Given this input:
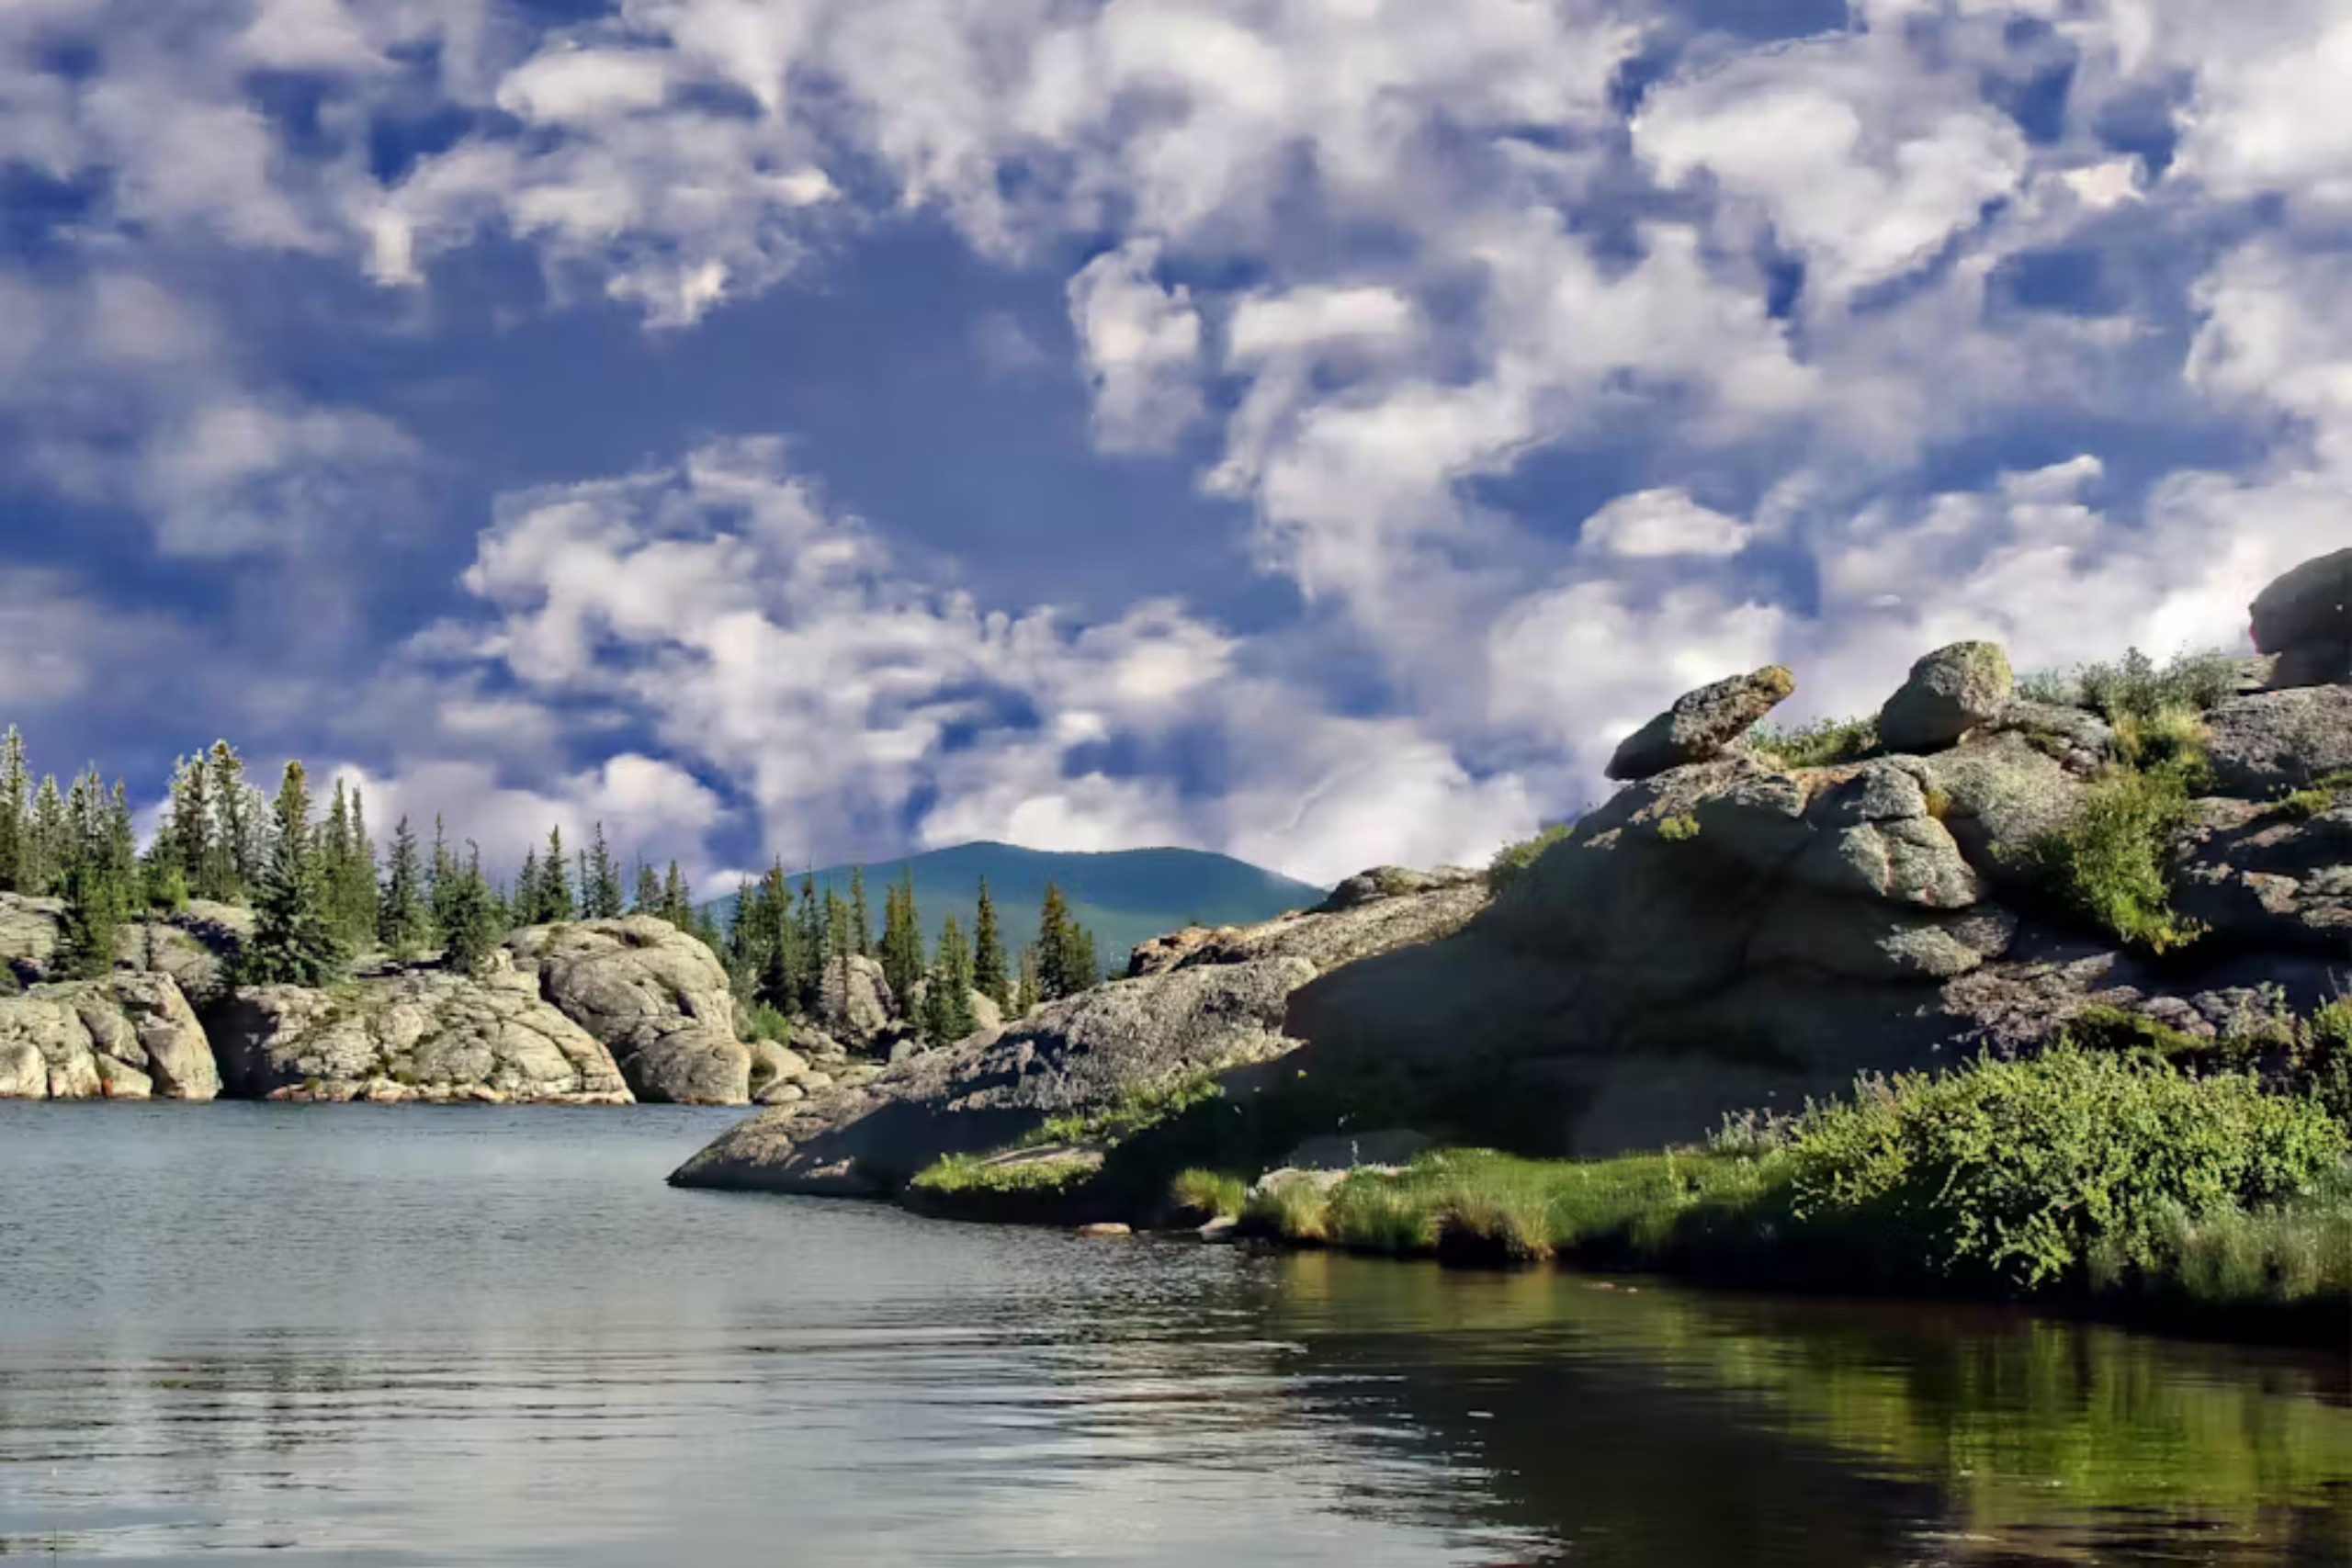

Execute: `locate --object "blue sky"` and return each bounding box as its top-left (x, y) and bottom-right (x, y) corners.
top-left (1, 0), bottom-right (2347, 888)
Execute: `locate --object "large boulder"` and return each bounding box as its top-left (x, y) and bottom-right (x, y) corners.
top-left (0, 895), bottom-right (250, 998)
top-left (0, 972), bottom-right (215, 1100)
top-left (1878, 641), bottom-right (2015, 753)
top-left (2174, 797), bottom-right (2352, 952)
top-left (2251, 548), bottom-right (2352, 687)
top-left (672, 957), bottom-right (1316, 1195)
top-left (817, 953), bottom-right (896, 1048)
top-left (1128, 868), bottom-right (1487, 978)
top-left (1920, 729), bottom-right (2087, 888)
top-left (210, 964), bottom-right (631, 1102)
top-left (0, 894), bottom-right (61, 985)
top-left (1605, 667), bottom-right (1795, 782)
top-left (2203, 687), bottom-right (2352, 797)
top-left (504, 917), bottom-right (749, 1104)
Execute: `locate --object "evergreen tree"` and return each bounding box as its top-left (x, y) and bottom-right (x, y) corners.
top-left (379, 815), bottom-right (432, 960)
top-left (971, 877), bottom-right (1009, 1010)
top-left (662, 860), bottom-right (691, 928)
top-left (634, 860), bottom-right (662, 915)
top-left (0, 725), bottom-right (27, 893)
top-left (242, 761), bottom-right (348, 987)
top-left (878, 872), bottom-right (925, 1007)
top-left (1015, 943), bottom-right (1041, 1015)
top-left (796, 874), bottom-right (823, 1011)
top-left (849, 866), bottom-right (873, 958)
top-left (584, 824), bottom-right (625, 919)
top-left (1033, 881), bottom-right (1101, 1000)
top-left (438, 844), bottom-right (503, 976)
top-left (27, 774), bottom-right (67, 897)
top-left (538, 825), bottom-right (573, 922)
top-left (206, 741), bottom-right (259, 900)
top-left (343, 785), bottom-right (378, 945)
top-left (56, 845), bottom-right (125, 981)
top-left (159, 750), bottom-right (212, 897)
top-left (515, 847), bottom-right (541, 925)
top-left (922, 914), bottom-right (978, 1046)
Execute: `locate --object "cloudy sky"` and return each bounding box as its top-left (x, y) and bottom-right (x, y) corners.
top-left (1, 0), bottom-right (2346, 889)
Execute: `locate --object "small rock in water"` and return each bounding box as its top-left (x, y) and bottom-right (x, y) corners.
top-left (1075, 1223), bottom-right (1133, 1239)
top-left (1197, 1217), bottom-right (1240, 1245)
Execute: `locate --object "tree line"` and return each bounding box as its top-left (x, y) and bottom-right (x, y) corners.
top-left (0, 728), bottom-right (1103, 1045)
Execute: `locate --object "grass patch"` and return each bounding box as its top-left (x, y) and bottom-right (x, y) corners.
top-left (739, 999), bottom-right (794, 1044)
top-left (910, 1150), bottom-right (1097, 1197)
top-left (2272, 770), bottom-right (2352, 820)
top-left (1749, 715), bottom-right (1880, 771)
top-left (1238, 1050), bottom-right (2348, 1327)
top-left (1024, 1069), bottom-right (1227, 1151)
top-left (1487, 822), bottom-right (1574, 896)
top-left (1657, 813), bottom-right (1702, 844)
top-left (1167, 1168), bottom-right (1248, 1222)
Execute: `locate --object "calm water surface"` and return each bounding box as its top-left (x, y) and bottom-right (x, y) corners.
top-left (1, 1105), bottom-right (2346, 1566)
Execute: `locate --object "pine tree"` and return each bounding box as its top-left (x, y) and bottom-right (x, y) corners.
top-left (0, 725), bottom-right (27, 893)
top-left (878, 873), bottom-right (925, 1007)
top-left (205, 741), bottom-right (256, 901)
top-left (56, 844), bottom-right (125, 981)
top-left (438, 843), bottom-right (503, 976)
top-left (850, 866), bottom-right (873, 958)
top-left (157, 751), bottom-right (210, 899)
top-left (585, 824), bottom-right (624, 919)
top-left (343, 785), bottom-right (378, 946)
top-left (538, 825), bottom-right (573, 923)
top-left (379, 815), bottom-right (431, 960)
top-left (921, 914), bottom-right (978, 1046)
top-left (242, 761), bottom-right (348, 987)
top-left (972, 877), bottom-right (1009, 1010)
top-left (1015, 943), bottom-right (1040, 1015)
top-left (515, 846), bottom-right (541, 925)
top-left (1035, 881), bottom-right (1101, 1001)
top-left (662, 860), bottom-right (691, 928)
top-left (27, 773), bottom-right (67, 897)
top-left (634, 860), bottom-right (662, 915)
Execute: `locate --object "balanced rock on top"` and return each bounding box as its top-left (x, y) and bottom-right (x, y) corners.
top-left (1879, 641), bottom-right (2015, 753)
top-left (2252, 548), bottom-right (2352, 688)
top-left (1606, 666), bottom-right (1795, 782)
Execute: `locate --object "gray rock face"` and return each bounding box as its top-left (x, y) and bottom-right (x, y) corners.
top-left (1128, 872), bottom-right (1487, 979)
top-left (672, 957), bottom-right (1317, 1196)
top-left (1312, 865), bottom-right (1473, 913)
top-left (2204, 687), bottom-right (2352, 797)
top-left (1606, 666), bottom-right (1796, 782)
top-left (817, 953), bottom-right (895, 1047)
top-left (1922, 730), bottom-right (2087, 887)
top-left (505, 918), bottom-right (748, 1104)
top-left (0, 972), bottom-right (215, 1100)
top-left (211, 965), bottom-right (631, 1102)
top-left (1879, 641), bottom-right (2015, 753)
top-left (2252, 549), bottom-right (2352, 687)
top-left (2175, 798), bottom-right (2352, 952)
top-left (0, 894), bottom-right (62, 985)
top-left (1989, 699), bottom-right (2114, 775)
top-left (0, 895), bottom-right (250, 998)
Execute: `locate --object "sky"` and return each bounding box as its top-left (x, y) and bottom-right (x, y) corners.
top-left (1, 0), bottom-right (2348, 891)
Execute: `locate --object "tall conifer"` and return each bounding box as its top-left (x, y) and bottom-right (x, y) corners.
top-left (242, 761), bottom-right (348, 987)
top-left (971, 877), bottom-right (1009, 1010)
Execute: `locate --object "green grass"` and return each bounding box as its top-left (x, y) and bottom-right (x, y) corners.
top-left (910, 1150), bottom-right (1098, 1197)
top-left (1748, 715), bottom-right (1880, 771)
top-left (1168, 1168), bottom-right (1248, 1222)
top-left (2273, 769), bottom-right (2352, 819)
top-left (1233, 1050), bottom-right (2348, 1329)
top-left (1487, 822), bottom-right (1574, 896)
top-left (1023, 1069), bottom-right (1227, 1150)
top-left (1656, 813), bottom-right (1702, 843)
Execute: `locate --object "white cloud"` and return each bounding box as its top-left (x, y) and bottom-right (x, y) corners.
top-left (1578, 489), bottom-right (1754, 558)
top-left (1068, 240), bottom-right (1207, 454)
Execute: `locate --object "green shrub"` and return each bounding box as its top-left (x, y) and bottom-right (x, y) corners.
top-left (1749, 715), bottom-right (1879, 771)
top-left (1244, 1175), bottom-right (1334, 1242)
top-left (1167, 1168), bottom-right (1248, 1222)
top-left (2074, 648), bottom-right (2243, 724)
top-left (2022, 762), bottom-right (2205, 952)
top-left (2272, 770), bottom-right (2352, 820)
top-left (1784, 1047), bottom-right (2346, 1291)
top-left (1487, 822), bottom-right (1574, 896)
top-left (740, 999), bottom-right (794, 1044)
top-left (1657, 813), bottom-right (1702, 843)
top-left (2111, 704), bottom-right (2211, 775)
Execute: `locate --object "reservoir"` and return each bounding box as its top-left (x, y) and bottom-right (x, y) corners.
top-left (2, 1104), bottom-right (2345, 1565)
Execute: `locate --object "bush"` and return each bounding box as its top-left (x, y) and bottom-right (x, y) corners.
top-left (1784, 1047), bottom-right (2346, 1291)
top-left (2111, 705), bottom-right (2211, 775)
top-left (1657, 813), bottom-right (1702, 843)
top-left (2073, 648), bottom-right (2243, 724)
top-left (740, 999), bottom-right (794, 1044)
top-left (1749, 715), bottom-right (1879, 771)
top-left (2272, 771), bottom-right (2352, 820)
top-left (1487, 822), bottom-right (1574, 896)
top-left (2022, 762), bottom-right (2205, 952)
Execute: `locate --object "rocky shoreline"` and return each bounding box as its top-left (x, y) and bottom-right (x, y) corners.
top-left (0, 906), bottom-right (885, 1108)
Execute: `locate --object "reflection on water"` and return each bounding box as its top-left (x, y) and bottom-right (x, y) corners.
top-left (0, 1104), bottom-right (2345, 1566)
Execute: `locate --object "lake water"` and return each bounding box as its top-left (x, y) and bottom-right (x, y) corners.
top-left (1, 1105), bottom-right (2346, 1567)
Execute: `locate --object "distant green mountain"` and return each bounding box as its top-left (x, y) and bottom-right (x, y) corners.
top-left (703, 842), bottom-right (1328, 981)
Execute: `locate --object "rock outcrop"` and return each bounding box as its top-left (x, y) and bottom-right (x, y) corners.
top-left (504, 917), bottom-right (749, 1103)
top-left (210, 963), bottom-right (631, 1103)
top-left (2203, 687), bottom-right (2352, 797)
top-left (0, 895), bottom-right (249, 997)
top-left (673, 867), bottom-right (1487, 1195)
top-left (1606, 666), bottom-right (1795, 782)
top-left (2252, 547), bottom-right (2351, 688)
top-left (816, 954), bottom-right (897, 1049)
top-left (1879, 642), bottom-right (2014, 753)
top-left (0, 972), bottom-right (215, 1100)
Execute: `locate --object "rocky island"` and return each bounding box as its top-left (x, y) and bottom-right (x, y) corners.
top-left (673, 549), bottom-right (2352, 1342)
